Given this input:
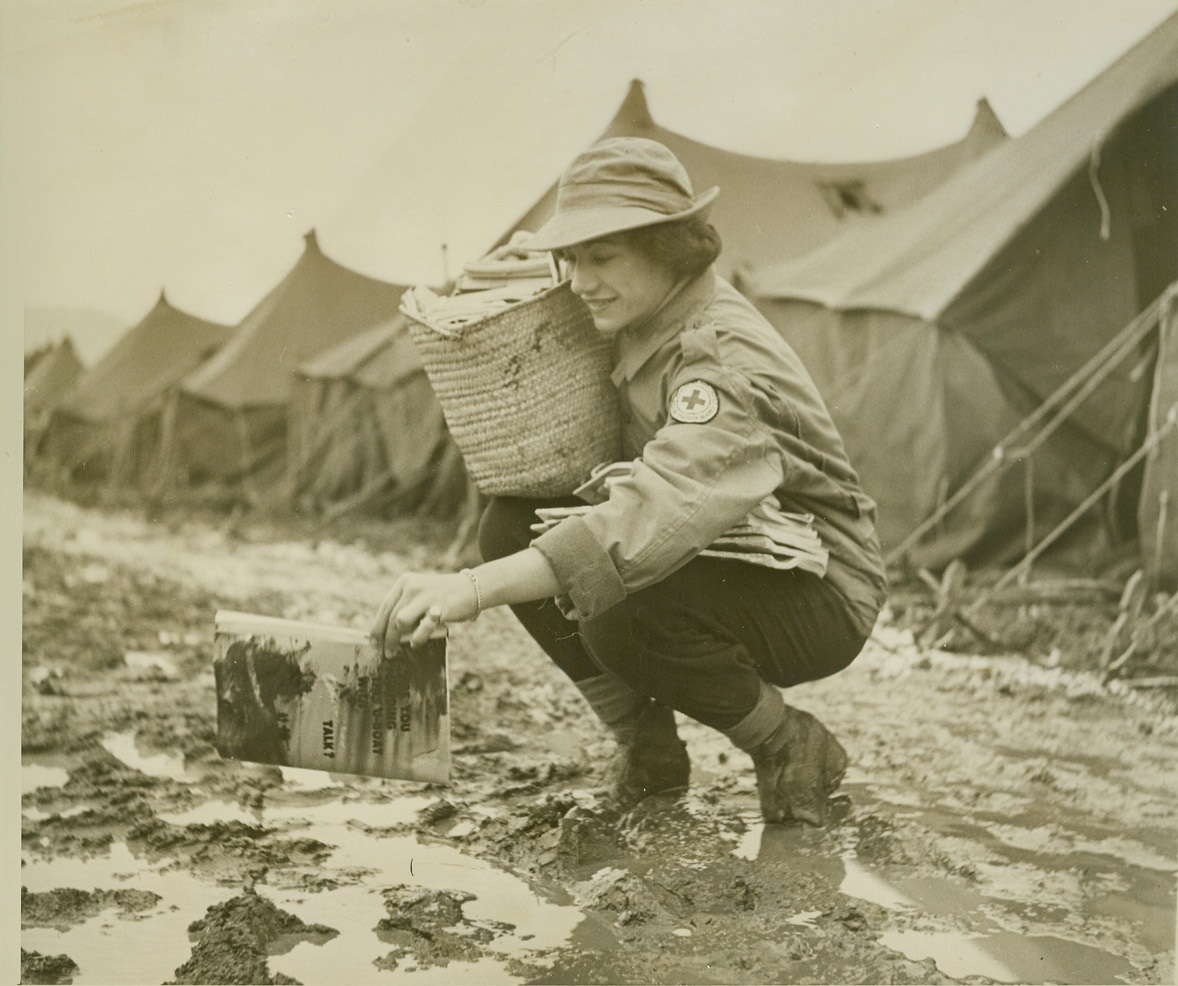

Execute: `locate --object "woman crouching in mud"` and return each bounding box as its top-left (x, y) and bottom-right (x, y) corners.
top-left (372, 137), bottom-right (886, 826)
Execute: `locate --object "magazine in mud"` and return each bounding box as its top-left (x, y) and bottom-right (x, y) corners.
top-left (213, 610), bottom-right (450, 783)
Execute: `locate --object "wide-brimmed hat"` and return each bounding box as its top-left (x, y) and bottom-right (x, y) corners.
top-left (524, 137), bottom-right (719, 252)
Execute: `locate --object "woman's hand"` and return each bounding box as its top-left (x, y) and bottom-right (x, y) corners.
top-left (371, 549), bottom-right (562, 658)
top-left (370, 571), bottom-right (480, 657)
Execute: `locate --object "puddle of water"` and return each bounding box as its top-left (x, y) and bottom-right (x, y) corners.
top-left (736, 824), bottom-right (916, 910)
top-left (279, 765), bottom-right (355, 790)
top-left (844, 849), bottom-right (1149, 985)
top-left (22, 804), bottom-right (90, 822)
top-left (22, 797), bottom-right (587, 984)
top-left (159, 795), bottom-right (433, 829)
top-left (839, 854), bottom-right (916, 911)
top-left (734, 785), bottom-right (1172, 984)
top-left (268, 840), bottom-right (583, 984)
top-left (881, 929), bottom-right (1135, 985)
top-left (21, 842), bottom-right (228, 986)
top-left (157, 798), bottom-right (265, 826)
top-left (273, 801), bottom-right (589, 975)
top-left (736, 821), bottom-right (923, 921)
top-left (101, 734), bottom-right (395, 794)
top-left (22, 763), bottom-right (70, 794)
top-left (869, 785), bottom-right (1173, 978)
top-left (264, 823), bottom-right (584, 984)
top-left (731, 826), bottom-right (760, 862)
top-left (880, 929), bottom-right (1019, 982)
top-left (888, 801), bottom-right (1176, 952)
top-left (100, 731), bottom-right (190, 781)
top-left (985, 821), bottom-right (1177, 874)
top-left (266, 796), bottom-right (440, 833)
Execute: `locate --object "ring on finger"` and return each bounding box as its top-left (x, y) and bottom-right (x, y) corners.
top-left (424, 606), bottom-right (444, 624)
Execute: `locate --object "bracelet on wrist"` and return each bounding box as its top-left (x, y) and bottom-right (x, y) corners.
top-left (461, 568), bottom-right (483, 618)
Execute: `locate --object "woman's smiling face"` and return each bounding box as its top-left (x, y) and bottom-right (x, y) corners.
top-left (562, 234), bottom-right (677, 337)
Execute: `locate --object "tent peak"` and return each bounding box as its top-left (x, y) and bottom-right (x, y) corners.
top-left (612, 78), bottom-right (654, 131)
top-left (143, 289), bottom-right (232, 330)
top-left (969, 97), bottom-right (1008, 141)
top-left (146, 289), bottom-right (174, 318)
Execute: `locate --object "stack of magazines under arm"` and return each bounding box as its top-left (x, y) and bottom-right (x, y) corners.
top-left (400, 233), bottom-right (561, 333)
top-left (530, 460), bottom-right (829, 577)
top-left (699, 497), bottom-right (829, 576)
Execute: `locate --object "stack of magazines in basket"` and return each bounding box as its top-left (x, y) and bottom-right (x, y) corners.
top-left (400, 233), bottom-right (560, 333)
top-left (530, 460), bottom-right (829, 577)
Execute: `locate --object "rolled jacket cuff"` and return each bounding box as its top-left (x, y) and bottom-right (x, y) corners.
top-left (531, 515), bottom-right (626, 620)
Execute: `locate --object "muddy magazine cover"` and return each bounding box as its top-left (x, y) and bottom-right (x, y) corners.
top-left (212, 611), bottom-right (450, 784)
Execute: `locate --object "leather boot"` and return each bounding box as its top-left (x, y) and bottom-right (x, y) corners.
top-left (605, 701), bottom-right (690, 806)
top-left (750, 705), bottom-right (847, 825)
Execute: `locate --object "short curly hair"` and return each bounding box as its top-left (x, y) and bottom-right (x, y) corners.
top-left (556, 216), bottom-right (722, 281)
top-left (624, 215), bottom-right (723, 280)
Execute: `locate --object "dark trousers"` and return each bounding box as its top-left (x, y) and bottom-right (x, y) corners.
top-left (478, 497), bottom-right (867, 732)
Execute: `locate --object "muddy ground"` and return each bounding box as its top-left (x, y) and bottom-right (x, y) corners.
top-left (19, 490), bottom-right (1178, 985)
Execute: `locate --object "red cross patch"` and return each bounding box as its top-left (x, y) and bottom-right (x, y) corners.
top-left (669, 380), bottom-right (719, 423)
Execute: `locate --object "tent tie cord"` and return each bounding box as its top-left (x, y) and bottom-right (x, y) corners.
top-left (1023, 452), bottom-right (1035, 564)
top-left (927, 406), bottom-right (1178, 652)
top-left (886, 280), bottom-right (1178, 567)
top-left (1088, 137), bottom-right (1112, 241)
top-left (959, 404), bottom-right (1178, 619)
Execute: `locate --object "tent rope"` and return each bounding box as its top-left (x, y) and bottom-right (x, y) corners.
top-left (1088, 137), bottom-right (1112, 241)
top-left (957, 406), bottom-right (1178, 618)
top-left (1022, 452), bottom-right (1035, 565)
top-left (886, 282), bottom-right (1176, 566)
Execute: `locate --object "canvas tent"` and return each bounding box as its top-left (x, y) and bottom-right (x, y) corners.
top-left (24, 336), bottom-right (84, 470)
top-left (25, 342), bottom-right (55, 377)
top-left (24, 336), bottom-right (83, 424)
top-left (746, 14), bottom-right (1178, 582)
top-left (163, 230), bottom-right (410, 500)
top-left (36, 293), bottom-right (233, 486)
top-left (288, 318), bottom-right (469, 520)
top-left (503, 79), bottom-right (1007, 279)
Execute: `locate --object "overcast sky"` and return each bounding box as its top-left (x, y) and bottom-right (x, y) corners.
top-left (4, 0), bottom-right (1178, 358)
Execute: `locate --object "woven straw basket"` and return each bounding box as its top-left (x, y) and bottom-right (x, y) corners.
top-left (404, 282), bottom-right (622, 497)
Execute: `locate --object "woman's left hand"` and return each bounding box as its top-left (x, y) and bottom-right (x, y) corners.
top-left (371, 572), bottom-right (480, 657)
